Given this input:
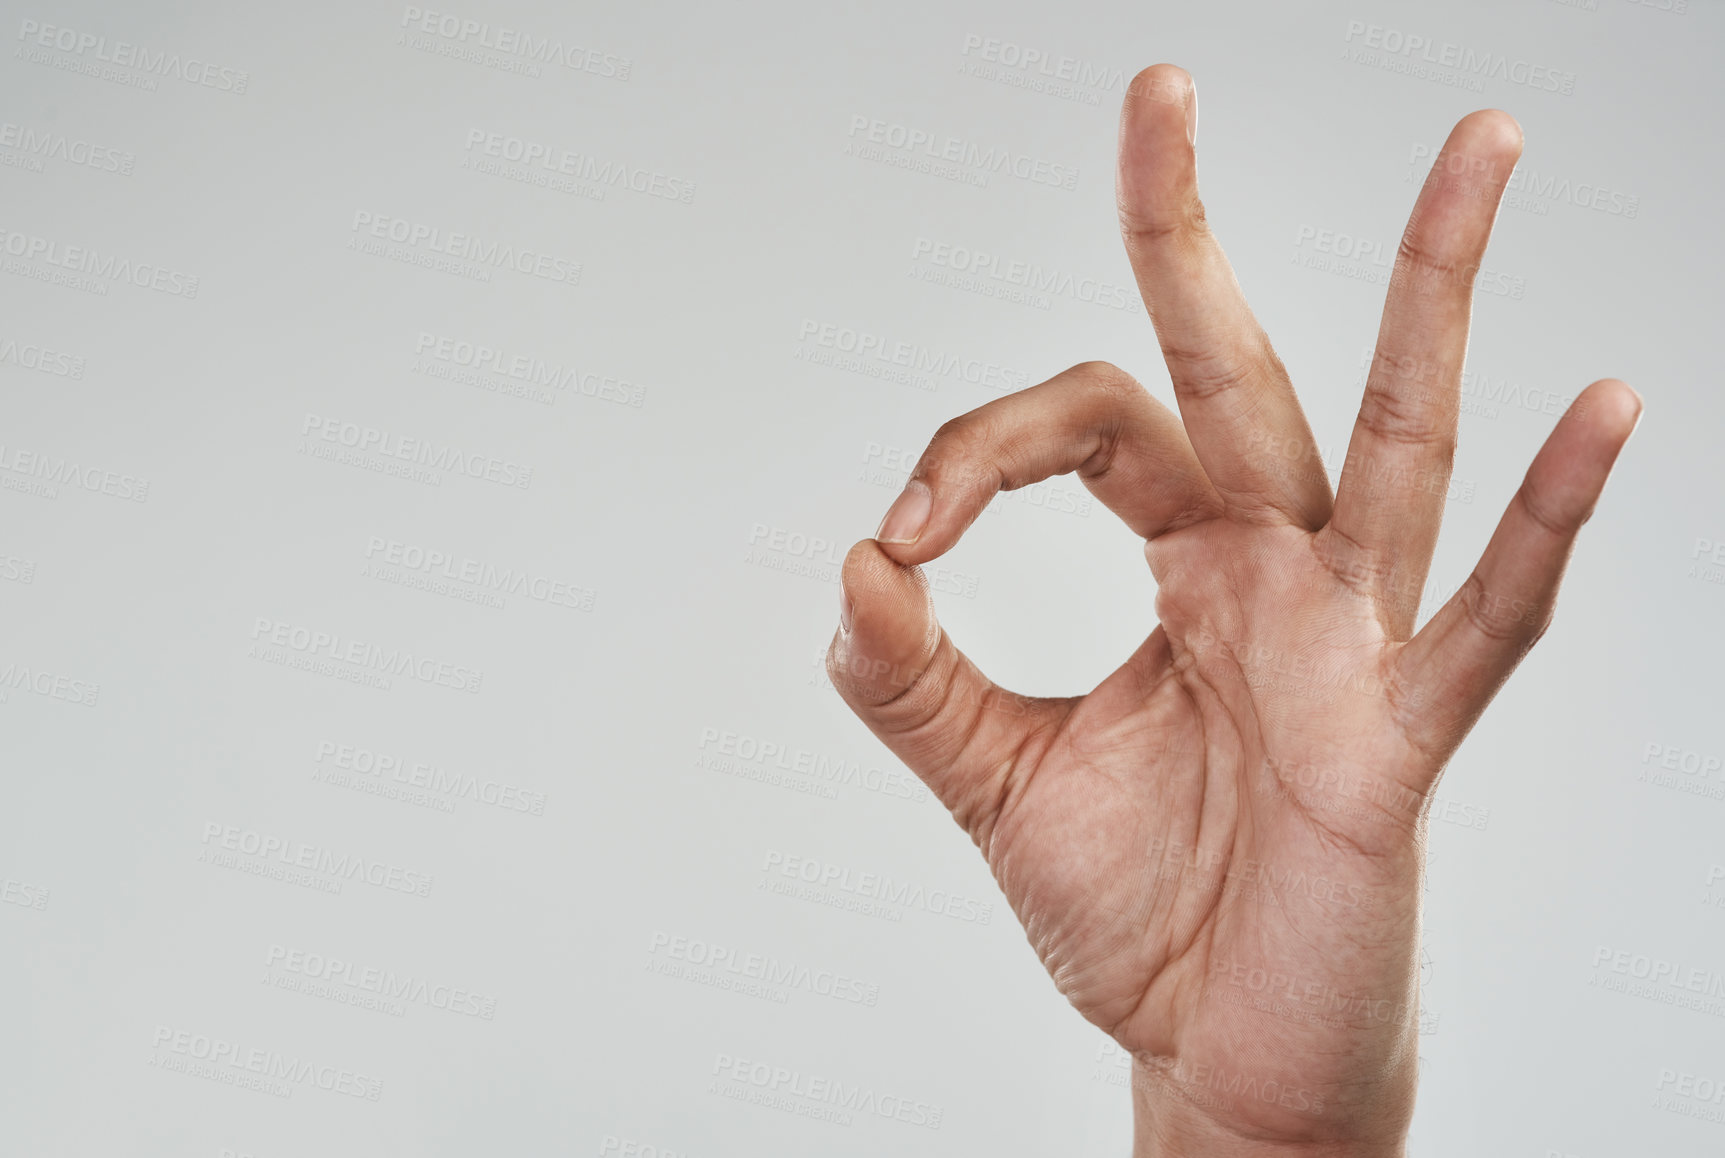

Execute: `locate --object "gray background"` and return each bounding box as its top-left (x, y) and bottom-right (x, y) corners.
top-left (1, 0), bottom-right (1721, 1155)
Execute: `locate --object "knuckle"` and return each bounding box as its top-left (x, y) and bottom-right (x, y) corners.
top-left (928, 413), bottom-right (971, 448)
top-left (1354, 379), bottom-right (1453, 450)
top-left (926, 411), bottom-right (982, 457)
top-left (1317, 521), bottom-right (1393, 598)
top-left (1394, 231), bottom-right (1450, 276)
top-left (1161, 342), bottom-right (1256, 402)
top-left (1073, 358), bottom-right (1126, 385)
top-left (1075, 361), bottom-right (1143, 407)
top-left (1120, 190), bottom-right (1209, 247)
top-left (1527, 609), bottom-right (1555, 649)
top-left (1389, 231), bottom-right (1475, 297)
top-left (1516, 478), bottom-right (1577, 538)
top-left (921, 414), bottom-right (996, 490)
top-left (1457, 572), bottom-right (1533, 645)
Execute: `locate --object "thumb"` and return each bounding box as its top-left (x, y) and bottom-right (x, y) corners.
top-left (830, 539), bottom-right (940, 706)
top-left (827, 540), bottom-right (1058, 838)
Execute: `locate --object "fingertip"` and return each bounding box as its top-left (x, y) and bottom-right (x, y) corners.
top-left (841, 537), bottom-right (932, 622)
top-left (1457, 107), bottom-right (1524, 162)
top-left (1604, 377), bottom-right (1644, 422)
top-left (1522, 379), bottom-right (1645, 532)
top-left (874, 478), bottom-right (933, 548)
top-left (1129, 63), bottom-right (1194, 107)
top-left (1124, 64), bottom-right (1197, 146)
top-left (831, 539), bottom-right (938, 706)
top-left (1572, 377), bottom-right (1644, 437)
top-left (1118, 66), bottom-right (1203, 230)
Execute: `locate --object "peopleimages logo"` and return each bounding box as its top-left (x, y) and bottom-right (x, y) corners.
top-left (797, 319), bottom-right (1032, 393)
top-left (697, 727), bottom-right (930, 803)
top-left (249, 616), bottom-right (485, 694)
top-left (1405, 143), bottom-right (1639, 218)
top-left (264, 945), bottom-right (498, 1019)
top-left (1342, 21), bottom-right (1577, 95)
top-left (956, 33), bottom-right (1127, 106)
top-left (0, 335), bottom-right (86, 378)
top-left (1591, 946), bottom-right (1725, 995)
top-left (910, 236), bottom-right (1133, 310)
top-left (149, 1025), bottom-right (381, 1099)
top-left (0, 443), bottom-right (148, 501)
top-left (348, 211), bottom-right (581, 286)
top-left (399, 6), bottom-right (631, 78)
top-left (0, 121), bottom-right (135, 174)
top-left (845, 115), bottom-right (1080, 190)
top-left (0, 443), bottom-right (149, 502)
top-left (199, 821), bottom-right (435, 897)
top-left (300, 414), bottom-right (533, 490)
top-left (647, 931), bottom-right (882, 1006)
top-left (959, 34), bottom-right (1125, 88)
top-left (313, 738), bottom-right (548, 815)
top-left (363, 535), bottom-right (596, 613)
top-left (463, 130), bottom-right (694, 203)
top-left (0, 225), bottom-right (199, 297)
top-left (1208, 956), bottom-right (1408, 1028)
top-left (15, 19), bottom-right (250, 92)
top-left (0, 659), bottom-right (100, 706)
top-left (710, 1053), bottom-right (944, 1129)
top-left (759, 850), bottom-right (996, 924)
top-left (414, 333), bottom-right (646, 407)
top-left (2, 878), bottom-right (50, 910)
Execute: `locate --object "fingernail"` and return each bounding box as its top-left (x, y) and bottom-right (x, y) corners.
top-left (839, 585), bottom-right (854, 635)
top-left (875, 479), bottom-right (932, 545)
top-left (1185, 77), bottom-right (1198, 146)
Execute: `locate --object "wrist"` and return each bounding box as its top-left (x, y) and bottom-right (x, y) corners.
top-left (1128, 1052), bottom-right (1411, 1158)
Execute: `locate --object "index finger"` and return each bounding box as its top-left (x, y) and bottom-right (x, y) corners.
top-left (870, 360), bottom-right (1223, 567)
top-left (1117, 64), bottom-right (1333, 529)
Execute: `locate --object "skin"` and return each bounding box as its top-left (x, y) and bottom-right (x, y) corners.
top-left (824, 64), bottom-right (1643, 1156)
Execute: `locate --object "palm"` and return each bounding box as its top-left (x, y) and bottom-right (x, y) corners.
top-left (992, 520), bottom-right (1426, 1131)
top-left (826, 64), bottom-right (1640, 1151)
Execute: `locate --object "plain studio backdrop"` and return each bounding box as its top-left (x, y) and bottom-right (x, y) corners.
top-left (1, 0), bottom-right (1721, 1155)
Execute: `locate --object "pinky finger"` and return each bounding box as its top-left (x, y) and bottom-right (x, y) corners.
top-left (1392, 379), bottom-right (1643, 766)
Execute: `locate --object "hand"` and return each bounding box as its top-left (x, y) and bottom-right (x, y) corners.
top-left (825, 64), bottom-right (1642, 1156)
